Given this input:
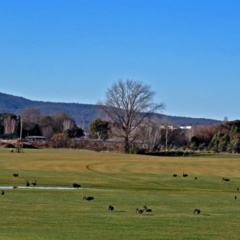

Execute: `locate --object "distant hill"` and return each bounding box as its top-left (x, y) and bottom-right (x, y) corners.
top-left (0, 92), bottom-right (221, 129)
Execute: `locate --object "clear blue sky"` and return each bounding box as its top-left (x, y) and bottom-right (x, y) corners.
top-left (1, 0), bottom-right (239, 121)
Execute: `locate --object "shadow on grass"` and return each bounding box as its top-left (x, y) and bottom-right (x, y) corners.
top-left (137, 151), bottom-right (210, 157)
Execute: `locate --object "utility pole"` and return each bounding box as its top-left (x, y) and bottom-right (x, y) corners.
top-left (20, 117), bottom-right (23, 142)
top-left (82, 116), bottom-right (85, 131)
top-left (16, 116), bottom-right (23, 153)
top-left (165, 126), bottom-right (168, 151)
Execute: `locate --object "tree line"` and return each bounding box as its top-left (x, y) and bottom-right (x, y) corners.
top-left (0, 80), bottom-right (239, 153)
top-left (0, 109), bottom-right (239, 154)
top-left (0, 109), bottom-right (84, 139)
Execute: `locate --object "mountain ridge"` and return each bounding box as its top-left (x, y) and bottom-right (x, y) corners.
top-left (0, 92), bottom-right (221, 129)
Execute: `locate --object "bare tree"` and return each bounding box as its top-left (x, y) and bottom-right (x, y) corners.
top-left (52, 112), bottom-right (75, 132)
top-left (160, 117), bottom-right (175, 151)
top-left (98, 79), bottom-right (165, 153)
top-left (62, 119), bottom-right (74, 131)
top-left (41, 126), bottom-right (54, 138)
top-left (38, 115), bottom-right (54, 138)
top-left (21, 108), bottom-right (41, 125)
top-left (3, 114), bottom-right (17, 134)
top-left (193, 124), bottom-right (220, 145)
top-left (137, 116), bottom-right (162, 151)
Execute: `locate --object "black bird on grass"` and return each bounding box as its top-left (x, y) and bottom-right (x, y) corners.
top-left (1, 191), bottom-right (4, 195)
top-left (183, 172), bottom-right (188, 177)
top-left (73, 183), bottom-right (81, 188)
top-left (83, 196), bottom-right (94, 201)
top-left (13, 173), bottom-right (19, 177)
top-left (108, 205), bottom-right (114, 211)
top-left (173, 174), bottom-right (177, 177)
top-left (136, 208), bottom-right (145, 214)
top-left (193, 209), bottom-right (201, 214)
top-left (32, 180), bottom-right (37, 186)
top-left (26, 181), bottom-right (30, 188)
top-left (143, 206), bottom-right (152, 212)
top-left (222, 178), bottom-right (230, 182)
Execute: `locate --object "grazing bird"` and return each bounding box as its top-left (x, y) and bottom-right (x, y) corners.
top-left (193, 209), bottom-right (201, 214)
top-left (237, 188), bottom-right (239, 192)
top-left (83, 196), bottom-right (94, 201)
top-left (1, 191), bottom-right (4, 195)
top-left (195, 177), bottom-right (197, 180)
top-left (173, 174), bottom-right (177, 177)
top-left (234, 196), bottom-right (237, 200)
top-left (136, 208), bottom-right (145, 214)
top-left (32, 180), bottom-right (37, 186)
top-left (183, 172), bottom-right (188, 177)
top-left (143, 206), bottom-right (152, 212)
top-left (222, 178), bottom-right (230, 182)
top-left (13, 173), bottom-right (19, 177)
top-left (13, 186), bottom-right (18, 189)
top-left (26, 181), bottom-right (30, 187)
top-left (108, 205), bottom-right (114, 211)
top-left (73, 183), bottom-right (81, 188)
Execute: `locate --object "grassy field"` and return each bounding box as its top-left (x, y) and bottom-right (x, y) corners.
top-left (0, 148), bottom-right (240, 240)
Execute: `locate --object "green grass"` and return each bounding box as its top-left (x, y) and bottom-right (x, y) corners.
top-left (0, 148), bottom-right (240, 240)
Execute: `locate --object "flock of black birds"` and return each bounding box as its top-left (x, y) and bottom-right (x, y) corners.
top-left (82, 196), bottom-right (153, 214)
top-left (7, 173), bottom-right (37, 189)
top-left (83, 196), bottom-right (116, 212)
top-left (12, 173), bottom-right (37, 188)
top-left (2, 172), bottom-right (239, 215)
top-left (172, 172), bottom-right (239, 213)
top-left (25, 180), bottom-right (37, 187)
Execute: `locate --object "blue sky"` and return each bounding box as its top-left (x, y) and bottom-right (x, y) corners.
top-left (0, 0), bottom-right (239, 121)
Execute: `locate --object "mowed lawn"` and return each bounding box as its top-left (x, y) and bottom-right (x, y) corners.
top-left (0, 149), bottom-right (240, 240)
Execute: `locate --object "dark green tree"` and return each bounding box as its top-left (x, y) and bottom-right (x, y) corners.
top-left (89, 118), bottom-right (110, 140)
top-left (191, 136), bottom-right (199, 147)
top-left (64, 127), bottom-right (84, 138)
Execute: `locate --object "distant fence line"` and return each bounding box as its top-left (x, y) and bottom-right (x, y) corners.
top-left (1, 137), bottom-right (149, 152)
top-left (26, 138), bottom-right (138, 152)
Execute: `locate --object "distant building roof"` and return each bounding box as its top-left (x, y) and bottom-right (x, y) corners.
top-left (180, 126), bottom-right (192, 129)
top-left (25, 136), bottom-right (47, 140)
